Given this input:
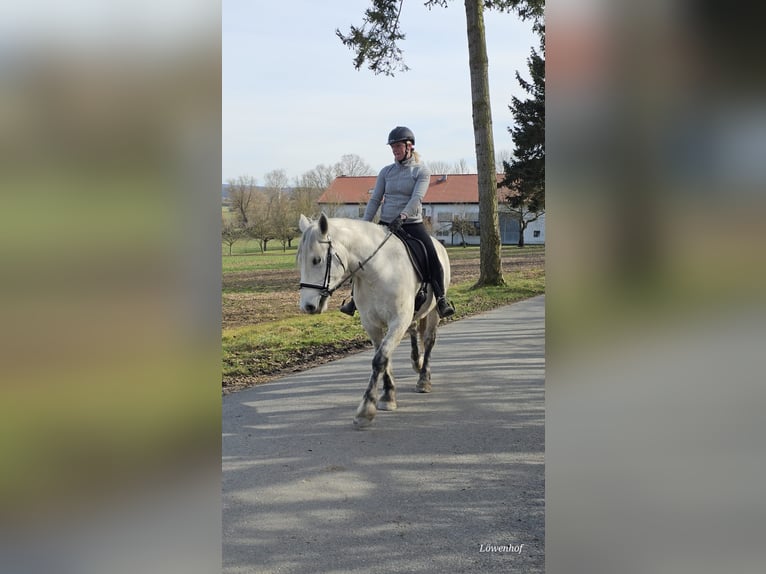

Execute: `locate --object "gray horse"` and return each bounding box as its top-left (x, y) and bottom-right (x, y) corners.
top-left (297, 214), bottom-right (451, 427)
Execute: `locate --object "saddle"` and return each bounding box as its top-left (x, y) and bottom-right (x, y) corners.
top-left (391, 227), bottom-right (431, 312)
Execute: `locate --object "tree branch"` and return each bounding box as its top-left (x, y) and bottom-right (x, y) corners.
top-left (335, 0), bottom-right (409, 76)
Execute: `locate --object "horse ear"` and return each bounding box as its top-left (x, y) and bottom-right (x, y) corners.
top-left (299, 214), bottom-right (311, 232)
top-left (318, 213), bottom-right (329, 236)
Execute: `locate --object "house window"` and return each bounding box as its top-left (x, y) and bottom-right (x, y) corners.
top-left (533, 230), bottom-right (540, 238)
top-left (358, 206), bottom-right (365, 218)
top-left (437, 211), bottom-right (453, 222)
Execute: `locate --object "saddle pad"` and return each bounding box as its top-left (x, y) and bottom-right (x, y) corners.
top-left (392, 227), bottom-right (431, 284)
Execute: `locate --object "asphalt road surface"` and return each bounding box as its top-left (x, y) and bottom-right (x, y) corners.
top-left (223, 295), bottom-right (545, 574)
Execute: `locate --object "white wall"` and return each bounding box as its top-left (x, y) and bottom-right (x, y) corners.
top-left (525, 212), bottom-right (545, 244)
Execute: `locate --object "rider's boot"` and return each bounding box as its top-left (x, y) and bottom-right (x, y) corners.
top-left (436, 296), bottom-right (455, 318)
top-left (340, 298), bottom-right (357, 316)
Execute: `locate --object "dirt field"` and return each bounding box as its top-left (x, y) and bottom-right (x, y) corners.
top-left (222, 249), bottom-right (544, 330)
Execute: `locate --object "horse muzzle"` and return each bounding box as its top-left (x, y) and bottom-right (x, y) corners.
top-left (300, 290), bottom-right (329, 314)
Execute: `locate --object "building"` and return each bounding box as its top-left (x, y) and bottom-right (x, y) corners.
top-left (317, 174), bottom-right (545, 246)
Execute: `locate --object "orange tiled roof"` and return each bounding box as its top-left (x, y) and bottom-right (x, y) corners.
top-left (318, 174), bottom-right (510, 205)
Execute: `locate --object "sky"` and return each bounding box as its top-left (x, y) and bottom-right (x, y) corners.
top-left (223, 0), bottom-right (539, 183)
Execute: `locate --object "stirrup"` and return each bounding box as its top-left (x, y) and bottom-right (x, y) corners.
top-left (340, 298), bottom-right (357, 316)
top-left (436, 297), bottom-right (455, 318)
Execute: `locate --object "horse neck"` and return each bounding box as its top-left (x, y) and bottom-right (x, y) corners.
top-left (329, 219), bottom-right (387, 268)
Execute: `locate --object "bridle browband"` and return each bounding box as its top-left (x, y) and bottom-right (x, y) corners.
top-left (299, 230), bottom-right (395, 300)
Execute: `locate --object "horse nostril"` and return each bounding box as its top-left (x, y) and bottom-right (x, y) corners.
top-left (305, 303), bottom-right (316, 313)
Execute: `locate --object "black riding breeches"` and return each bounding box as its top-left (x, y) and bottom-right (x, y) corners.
top-left (380, 221), bottom-right (446, 298)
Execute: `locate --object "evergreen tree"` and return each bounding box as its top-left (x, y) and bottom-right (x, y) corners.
top-left (501, 32), bottom-right (545, 247)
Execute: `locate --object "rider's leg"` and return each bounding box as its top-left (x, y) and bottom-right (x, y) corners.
top-left (401, 223), bottom-right (455, 318)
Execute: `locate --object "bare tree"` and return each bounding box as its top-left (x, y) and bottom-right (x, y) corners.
top-left (263, 169), bottom-right (290, 193)
top-left (428, 159), bottom-right (473, 175)
top-left (246, 190), bottom-right (274, 252)
top-left (226, 175), bottom-right (258, 227)
top-left (453, 158), bottom-right (472, 173)
top-left (300, 164), bottom-right (337, 191)
top-left (427, 160), bottom-right (453, 175)
top-left (451, 215), bottom-right (475, 247)
top-left (269, 190), bottom-right (296, 251)
top-left (291, 185), bottom-right (324, 219)
top-left (335, 153), bottom-right (374, 176)
top-left (296, 165), bottom-right (337, 218)
top-left (262, 169), bottom-right (296, 251)
top-left (222, 218), bottom-right (245, 255)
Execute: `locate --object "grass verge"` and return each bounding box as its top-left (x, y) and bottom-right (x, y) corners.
top-left (222, 270), bottom-right (545, 391)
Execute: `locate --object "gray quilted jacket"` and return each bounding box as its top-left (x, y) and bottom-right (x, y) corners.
top-left (363, 156), bottom-right (431, 224)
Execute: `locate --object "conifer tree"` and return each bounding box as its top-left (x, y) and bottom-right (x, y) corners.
top-left (501, 32), bottom-right (545, 247)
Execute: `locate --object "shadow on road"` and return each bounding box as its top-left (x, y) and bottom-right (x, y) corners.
top-left (223, 296), bottom-right (545, 574)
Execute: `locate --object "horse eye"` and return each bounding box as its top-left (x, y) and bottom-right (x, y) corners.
top-left (312, 256), bottom-right (321, 265)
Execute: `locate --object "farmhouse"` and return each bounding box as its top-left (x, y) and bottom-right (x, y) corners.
top-left (317, 174), bottom-right (545, 246)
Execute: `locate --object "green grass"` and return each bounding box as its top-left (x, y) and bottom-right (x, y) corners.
top-left (223, 314), bottom-right (369, 380)
top-left (448, 274), bottom-right (545, 316)
top-left (223, 248), bottom-right (298, 273)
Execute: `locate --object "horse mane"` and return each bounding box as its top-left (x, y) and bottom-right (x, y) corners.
top-left (297, 216), bottom-right (389, 267)
top-left (327, 217), bottom-right (386, 239)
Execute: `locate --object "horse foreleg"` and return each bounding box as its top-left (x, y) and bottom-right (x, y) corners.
top-left (354, 322), bottom-right (407, 427)
top-left (408, 323), bottom-right (423, 373)
top-left (353, 349), bottom-right (386, 427)
top-left (378, 363), bottom-right (397, 411)
top-left (415, 311), bottom-right (439, 393)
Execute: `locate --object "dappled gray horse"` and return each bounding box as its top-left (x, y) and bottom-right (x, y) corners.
top-left (297, 214), bottom-right (451, 427)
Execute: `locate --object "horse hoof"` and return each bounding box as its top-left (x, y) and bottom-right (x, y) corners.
top-left (377, 400), bottom-right (398, 411)
top-left (353, 416), bottom-right (374, 429)
top-left (415, 381), bottom-right (432, 393)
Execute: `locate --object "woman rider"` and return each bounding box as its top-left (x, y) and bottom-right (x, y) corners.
top-left (340, 126), bottom-right (455, 319)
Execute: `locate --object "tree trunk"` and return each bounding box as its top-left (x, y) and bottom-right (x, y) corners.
top-left (518, 220), bottom-right (526, 248)
top-left (464, 0), bottom-right (504, 287)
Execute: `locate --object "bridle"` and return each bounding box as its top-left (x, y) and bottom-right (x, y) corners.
top-left (299, 230), bottom-right (395, 302)
top-left (299, 237), bottom-right (347, 300)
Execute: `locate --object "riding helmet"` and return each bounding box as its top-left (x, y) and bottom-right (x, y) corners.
top-left (387, 126), bottom-right (415, 145)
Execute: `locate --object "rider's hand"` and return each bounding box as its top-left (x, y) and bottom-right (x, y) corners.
top-left (388, 216), bottom-right (403, 233)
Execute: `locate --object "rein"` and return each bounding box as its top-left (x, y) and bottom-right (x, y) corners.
top-left (299, 230), bottom-right (395, 299)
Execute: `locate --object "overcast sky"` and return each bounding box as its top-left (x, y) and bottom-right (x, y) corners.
top-left (223, 0), bottom-right (539, 183)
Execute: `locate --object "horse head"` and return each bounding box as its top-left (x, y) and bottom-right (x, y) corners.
top-left (297, 214), bottom-right (343, 314)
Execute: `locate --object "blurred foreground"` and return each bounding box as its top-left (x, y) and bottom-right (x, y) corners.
top-left (0, 2), bottom-right (221, 573)
top-left (547, 1), bottom-right (766, 573)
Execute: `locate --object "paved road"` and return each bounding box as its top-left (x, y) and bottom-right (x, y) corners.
top-left (223, 295), bottom-right (545, 574)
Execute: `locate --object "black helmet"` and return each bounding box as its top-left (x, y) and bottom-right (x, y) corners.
top-left (387, 126), bottom-right (415, 145)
